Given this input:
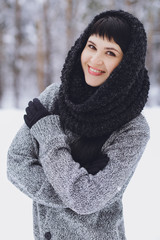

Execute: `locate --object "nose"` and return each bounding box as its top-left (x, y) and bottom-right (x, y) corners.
top-left (90, 53), bottom-right (103, 65)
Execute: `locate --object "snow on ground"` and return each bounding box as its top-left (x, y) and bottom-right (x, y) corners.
top-left (0, 107), bottom-right (160, 240)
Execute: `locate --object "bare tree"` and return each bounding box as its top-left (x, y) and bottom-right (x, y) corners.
top-left (43, 0), bottom-right (53, 87)
top-left (146, 7), bottom-right (154, 73)
top-left (36, 19), bottom-right (45, 93)
top-left (66, 0), bottom-right (74, 50)
top-left (12, 0), bottom-right (23, 108)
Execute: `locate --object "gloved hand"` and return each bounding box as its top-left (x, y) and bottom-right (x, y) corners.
top-left (83, 153), bottom-right (109, 175)
top-left (24, 98), bottom-right (50, 129)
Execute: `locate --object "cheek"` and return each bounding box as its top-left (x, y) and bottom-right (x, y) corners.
top-left (81, 52), bottom-right (85, 69)
top-left (107, 59), bottom-right (121, 73)
top-left (81, 49), bottom-right (89, 66)
top-left (81, 51), bottom-right (85, 65)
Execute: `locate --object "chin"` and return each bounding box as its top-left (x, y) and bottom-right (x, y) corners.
top-left (85, 78), bottom-right (106, 87)
top-left (85, 80), bottom-right (99, 87)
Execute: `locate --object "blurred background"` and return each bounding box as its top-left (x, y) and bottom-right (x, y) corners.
top-left (0, 0), bottom-right (160, 108)
top-left (1, 1), bottom-right (160, 240)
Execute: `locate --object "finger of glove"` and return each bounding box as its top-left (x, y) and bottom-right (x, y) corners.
top-left (24, 114), bottom-right (32, 128)
top-left (28, 100), bottom-right (37, 112)
top-left (33, 98), bottom-right (50, 115)
top-left (33, 98), bottom-right (45, 111)
top-left (24, 113), bottom-right (40, 128)
top-left (25, 104), bottom-right (36, 117)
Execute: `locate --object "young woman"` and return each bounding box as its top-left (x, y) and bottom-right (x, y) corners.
top-left (7, 10), bottom-right (150, 240)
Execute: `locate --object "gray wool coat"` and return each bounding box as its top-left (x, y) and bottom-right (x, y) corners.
top-left (7, 83), bottom-right (150, 240)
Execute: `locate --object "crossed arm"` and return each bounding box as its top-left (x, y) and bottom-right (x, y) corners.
top-left (7, 89), bottom-right (150, 214)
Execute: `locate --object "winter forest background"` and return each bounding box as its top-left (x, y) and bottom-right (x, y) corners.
top-left (0, 0), bottom-right (160, 108)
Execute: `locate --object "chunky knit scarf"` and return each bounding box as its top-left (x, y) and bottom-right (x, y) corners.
top-left (56, 10), bottom-right (150, 137)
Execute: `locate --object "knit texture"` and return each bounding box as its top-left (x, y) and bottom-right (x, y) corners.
top-left (57, 10), bottom-right (150, 137)
top-left (7, 83), bottom-right (150, 240)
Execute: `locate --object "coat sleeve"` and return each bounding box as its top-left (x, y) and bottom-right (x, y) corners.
top-left (7, 83), bottom-right (67, 208)
top-left (30, 113), bottom-right (150, 215)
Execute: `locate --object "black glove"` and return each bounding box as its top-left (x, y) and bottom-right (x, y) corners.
top-left (83, 153), bottom-right (109, 175)
top-left (24, 98), bottom-right (50, 129)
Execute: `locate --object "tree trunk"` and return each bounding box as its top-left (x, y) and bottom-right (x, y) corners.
top-left (43, 0), bottom-right (53, 87)
top-left (146, 7), bottom-right (154, 73)
top-left (13, 0), bottom-right (22, 108)
top-left (36, 19), bottom-right (45, 93)
top-left (66, 0), bottom-right (73, 50)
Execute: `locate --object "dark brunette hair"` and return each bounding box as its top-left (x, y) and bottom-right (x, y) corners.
top-left (89, 16), bottom-right (131, 53)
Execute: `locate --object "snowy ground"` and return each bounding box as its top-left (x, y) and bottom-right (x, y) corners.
top-left (0, 107), bottom-right (160, 240)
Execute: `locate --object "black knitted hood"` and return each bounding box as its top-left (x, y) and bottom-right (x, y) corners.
top-left (57, 10), bottom-right (150, 137)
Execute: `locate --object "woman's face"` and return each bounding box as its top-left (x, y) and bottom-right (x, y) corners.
top-left (81, 34), bottom-right (123, 87)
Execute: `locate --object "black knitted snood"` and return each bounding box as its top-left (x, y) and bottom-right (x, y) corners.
top-left (57, 10), bottom-right (150, 138)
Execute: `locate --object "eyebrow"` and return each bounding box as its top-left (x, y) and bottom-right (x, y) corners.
top-left (88, 40), bottom-right (120, 54)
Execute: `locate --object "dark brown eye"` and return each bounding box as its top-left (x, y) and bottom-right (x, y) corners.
top-left (106, 51), bottom-right (116, 56)
top-left (88, 44), bottom-right (96, 50)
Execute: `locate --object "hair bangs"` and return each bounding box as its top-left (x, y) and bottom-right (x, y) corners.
top-left (90, 16), bottom-right (131, 53)
top-left (90, 18), bottom-right (118, 41)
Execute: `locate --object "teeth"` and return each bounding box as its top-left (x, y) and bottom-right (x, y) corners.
top-left (90, 67), bottom-right (102, 73)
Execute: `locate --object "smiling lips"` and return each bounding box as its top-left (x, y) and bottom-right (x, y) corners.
top-left (88, 65), bottom-right (105, 76)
